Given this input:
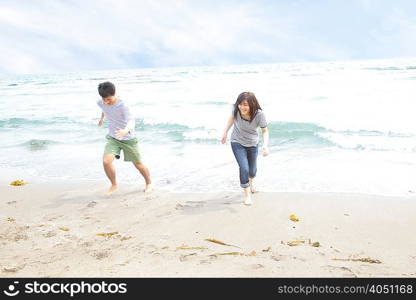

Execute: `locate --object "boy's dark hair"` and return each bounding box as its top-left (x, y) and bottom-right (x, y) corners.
top-left (98, 81), bottom-right (116, 98)
top-left (233, 92), bottom-right (262, 121)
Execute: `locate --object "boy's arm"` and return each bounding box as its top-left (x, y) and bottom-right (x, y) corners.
top-left (124, 118), bottom-right (135, 133)
top-left (98, 112), bottom-right (104, 127)
top-left (116, 106), bottom-right (135, 139)
top-left (116, 119), bottom-right (135, 139)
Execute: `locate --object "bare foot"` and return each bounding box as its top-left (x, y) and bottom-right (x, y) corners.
top-left (243, 193), bottom-right (252, 206)
top-left (144, 183), bottom-right (153, 193)
top-left (105, 185), bottom-right (118, 195)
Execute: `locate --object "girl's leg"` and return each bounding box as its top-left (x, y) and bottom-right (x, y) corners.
top-left (243, 186), bottom-right (252, 205)
top-left (231, 142), bottom-right (252, 205)
top-left (249, 178), bottom-right (256, 193)
top-left (247, 145), bottom-right (259, 193)
top-left (231, 142), bottom-right (250, 188)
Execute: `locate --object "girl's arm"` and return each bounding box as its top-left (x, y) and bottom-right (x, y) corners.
top-left (261, 127), bottom-right (269, 156)
top-left (98, 112), bottom-right (104, 127)
top-left (221, 115), bottom-right (235, 144)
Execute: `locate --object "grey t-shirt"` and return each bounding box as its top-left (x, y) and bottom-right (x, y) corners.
top-left (97, 98), bottom-right (135, 140)
top-left (230, 109), bottom-right (267, 147)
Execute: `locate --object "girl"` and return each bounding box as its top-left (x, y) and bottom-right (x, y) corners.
top-left (221, 92), bottom-right (269, 205)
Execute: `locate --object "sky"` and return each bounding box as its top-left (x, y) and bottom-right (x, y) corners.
top-left (1, 0), bottom-right (416, 75)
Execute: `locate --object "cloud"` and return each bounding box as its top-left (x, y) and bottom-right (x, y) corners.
top-left (0, 0), bottom-right (415, 74)
top-left (368, 7), bottom-right (416, 57)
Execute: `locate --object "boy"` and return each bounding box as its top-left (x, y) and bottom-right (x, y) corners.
top-left (97, 81), bottom-right (152, 194)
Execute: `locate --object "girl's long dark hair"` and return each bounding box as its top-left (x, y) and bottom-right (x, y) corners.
top-left (233, 92), bottom-right (262, 121)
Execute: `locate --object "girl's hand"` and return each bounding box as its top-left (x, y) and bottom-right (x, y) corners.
top-left (98, 119), bottom-right (103, 127)
top-left (262, 146), bottom-right (270, 157)
top-left (221, 134), bottom-right (227, 144)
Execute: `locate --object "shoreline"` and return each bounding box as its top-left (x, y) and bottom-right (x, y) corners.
top-left (1, 180), bottom-right (416, 277)
top-left (2, 165), bottom-right (415, 198)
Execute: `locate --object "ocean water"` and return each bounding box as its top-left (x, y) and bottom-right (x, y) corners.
top-left (1, 58), bottom-right (416, 195)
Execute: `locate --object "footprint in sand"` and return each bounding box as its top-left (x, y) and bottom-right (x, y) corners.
top-left (291, 256), bottom-right (307, 262)
top-left (175, 201), bottom-right (206, 211)
top-left (0, 226), bottom-right (29, 242)
top-left (92, 251), bottom-right (111, 260)
top-left (179, 253), bottom-right (197, 262)
top-left (2, 264), bottom-right (26, 273)
top-left (62, 234), bottom-right (78, 241)
top-left (145, 196), bottom-right (156, 201)
top-left (43, 231), bottom-right (57, 238)
top-left (87, 201), bottom-right (97, 208)
top-left (251, 264), bottom-right (265, 270)
top-left (45, 215), bottom-right (64, 221)
top-left (79, 241), bottom-right (94, 248)
top-left (271, 255), bottom-right (286, 262)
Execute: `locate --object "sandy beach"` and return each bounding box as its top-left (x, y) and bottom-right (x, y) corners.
top-left (1, 176), bottom-right (416, 278)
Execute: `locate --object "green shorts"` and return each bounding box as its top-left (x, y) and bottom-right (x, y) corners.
top-left (104, 135), bottom-right (141, 162)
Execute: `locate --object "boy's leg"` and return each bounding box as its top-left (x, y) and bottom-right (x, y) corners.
top-left (103, 153), bottom-right (118, 194)
top-left (121, 138), bottom-right (153, 192)
top-left (103, 135), bottom-right (122, 194)
top-left (132, 162), bottom-right (153, 192)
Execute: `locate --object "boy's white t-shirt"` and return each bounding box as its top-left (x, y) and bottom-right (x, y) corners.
top-left (97, 98), bottom-right (135, 140)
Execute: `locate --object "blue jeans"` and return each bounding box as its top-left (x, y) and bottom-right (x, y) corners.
top-left (231, 142), bottom-right (258, 188)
